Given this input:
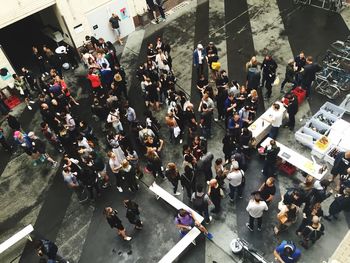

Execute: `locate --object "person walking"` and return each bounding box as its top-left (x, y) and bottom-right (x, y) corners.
top-left (227, 161), bottom-right (244, 202)
top-left (104, 207), bottom-right (132, 241)
top-left (109, 13), bottom-right (123, 45)
top-left (34, 239), bottom-right (69, 263)
top-left (191, 184), bottom-right (212, 224)
top-left (273, 203), bottom-right (298, 235)
top-left (108, 151), bottom-right (124, 192)
top-left (246, 192), bottom-right (268, 231)
top-left (124, 199), bottom-right (143, 230)
top-left (262, 139), bottom-right (280, 177)
top-left (165, 162), bottom-right (181, 196)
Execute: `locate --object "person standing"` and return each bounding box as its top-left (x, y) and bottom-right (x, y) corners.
top-left (261, 55), bottom-right (278, 100)
top-left (258, 177), bottom-right (276, 204)
top-left (208, 179), bottom-right (223, 214)
top-left (330, 150), bottom-right (350, 182)
top-left (124, 199), bottom-right (143, 230)
top-left (32, 46), bottom-right (47, 77)
top-left (108, 151), bottom-right (124, 192)
top-left (283, 93), bottom-right (298, 131)
top-left (109, 13), bottom-right (123, 45)
top-left (7, 114), bottom-right (21, 131)
top-left (262, 139), bottom-right (280, 178)
top-left (226, 161), bottom-right (244, 202)
top-left (120, 159), bottom-right (139, 192)
top-left (21, 67), bottom-right (40, 93)
top-left (193, 44), bottom-right (207, 78)
top-left (301, 56), bottom-right (322, 98)
top-left (300, 215), bottom-right (324, 249)
top-left (0, 127), bottom-right (12, 152)
top-left (280, 59), bottom-right (296, 93)
top-left (246, 192), bottom-right (268, 231)
top-left (273, 240), bottom-right (301, 263)
top-left (34, 239), bottom-right (69, 263)
top-left (294, 51), bottom-right (306, 86)
top-left (191, 184), bottom-right (212, 224)
top-left (175, 208), bottom-right (213, 239)
top-left (28, 132), bottom-right (58, 167)
top-left (165, 162), bottom-right (181, 196)
top-left (266, 103), bottom-right (284, 139)
top-left (180, 165), bottom-right (196, 199)
top-left (104, 207), bottom-right (132, 241)
top-left (0, 93), bottom-right (10, 115)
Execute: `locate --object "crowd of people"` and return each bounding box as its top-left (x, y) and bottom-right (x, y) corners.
top-left (0, 18), bottom-right (349, 263)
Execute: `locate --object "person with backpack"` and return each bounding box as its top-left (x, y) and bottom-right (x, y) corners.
top-left (34, 239), bottom-right (69, 263)
top-left (300, 215), bottom-right (324, 249)
top-left (124, 199), bottom-right (143, 230)
top-left (191, 184), bottom-right (212, 224)
top-left (180, 165), bottom-right (196, 199)
top-left (274, 240), bottom-right (301, 263)
top-left (175, 208), bottom-right (213, 239)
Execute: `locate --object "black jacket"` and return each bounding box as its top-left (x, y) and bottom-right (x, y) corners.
top-left (302, 63), bottom-right (322, 85)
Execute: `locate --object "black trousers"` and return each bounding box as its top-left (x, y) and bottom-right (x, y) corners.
top-left (287, 113), bottom-right (296, 129)
top-left (249, 215), bottom-right (262, 229)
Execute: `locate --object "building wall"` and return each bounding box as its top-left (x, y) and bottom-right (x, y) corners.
top-left (0, 0), bottom-right (148, 47)
top-left (0, 46), bottom-right (15, 91)
top-left (55, 0), bottom-right (147, 47)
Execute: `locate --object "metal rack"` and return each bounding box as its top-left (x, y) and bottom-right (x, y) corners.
top-left (293, 0), bottom-right (347, 13)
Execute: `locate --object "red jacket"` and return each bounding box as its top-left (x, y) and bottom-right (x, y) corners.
top-left (87, 74), bottom-right (101, 88)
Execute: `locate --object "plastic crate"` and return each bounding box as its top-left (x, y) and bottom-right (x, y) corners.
top-left (291, 86), bottom-right (306, 105)
top-left (4, 96), bottom-right (21, 109)
top-left (320, 102), bottom-right (346, 118)
top-left (278, 162), bottom-right (296, 175)
top-left (306, 119), bottom-right (331, 136)
top-left (314, 110), bottom-right (338, 127)
top-left (295, 127), bottom-right (322, 148)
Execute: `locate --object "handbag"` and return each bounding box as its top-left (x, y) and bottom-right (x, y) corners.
top-left (277, 212), bottom-right (288, 224)
top-left (273, 75), bottom-right (280, 86)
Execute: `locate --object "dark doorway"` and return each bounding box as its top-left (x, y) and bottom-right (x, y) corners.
top-left (0, 6), bottom-right (62, 73)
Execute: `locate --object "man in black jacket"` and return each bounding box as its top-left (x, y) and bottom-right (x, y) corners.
top-left (262, 139), bottom-right (280, 177)
top-left (301, 56), bottom-right (322, 98)
top-left (284, 94), bottom-right (298, 131)
top-left (261, 55), bottom-right (278, 99)
top-left (34, 239), bottom-right (69, 262)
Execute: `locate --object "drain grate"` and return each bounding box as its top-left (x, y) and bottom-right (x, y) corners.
top-left (165, 1), bottom-right (190, 16)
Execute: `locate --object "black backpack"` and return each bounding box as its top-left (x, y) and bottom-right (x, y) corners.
top-left (193, 193), bottom-right (206, 211)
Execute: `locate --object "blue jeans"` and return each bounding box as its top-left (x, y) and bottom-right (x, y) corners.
top-left (229, 184), bottom-right (243, 200)
top-left (269, 126), bottom-right (279, 139)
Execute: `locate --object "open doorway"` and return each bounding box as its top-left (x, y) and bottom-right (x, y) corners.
top-left (0, 4), bottom-right (72, 73)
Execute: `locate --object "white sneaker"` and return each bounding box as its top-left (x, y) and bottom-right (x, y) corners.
top-left (151, 20), bottom-right (158, 24)
top-left (52, 161), bottom-right (58, 168)
top-left (214, 118), bottom-right (218, 122)
top-left (173, 192), bottom-right (181, 196)
top-left (27, 105), bottom-right (32, 110)
top-left (124, 236), bottom-right (132, 241)
top-left (179, 139), bottom-right (183, 144)
top-left (161, 166), bottom-right (164, 171)
top-left (29, 100), bottom-right (35, 104)
top-left (117, 186), bottom-right (123, 192)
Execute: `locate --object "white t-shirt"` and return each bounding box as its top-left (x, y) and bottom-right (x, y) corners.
top-left (226, 170), bottom-right (243, 187)
top-left (246, 200), bottom-right (268, 218)
top-left (270, 109), bottom-right (283, 127)
top-left (198, 50), bottom-right (203, 64)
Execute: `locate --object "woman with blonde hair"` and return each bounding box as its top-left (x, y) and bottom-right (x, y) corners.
top-left (104, 207), bottom-right (131, 241)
